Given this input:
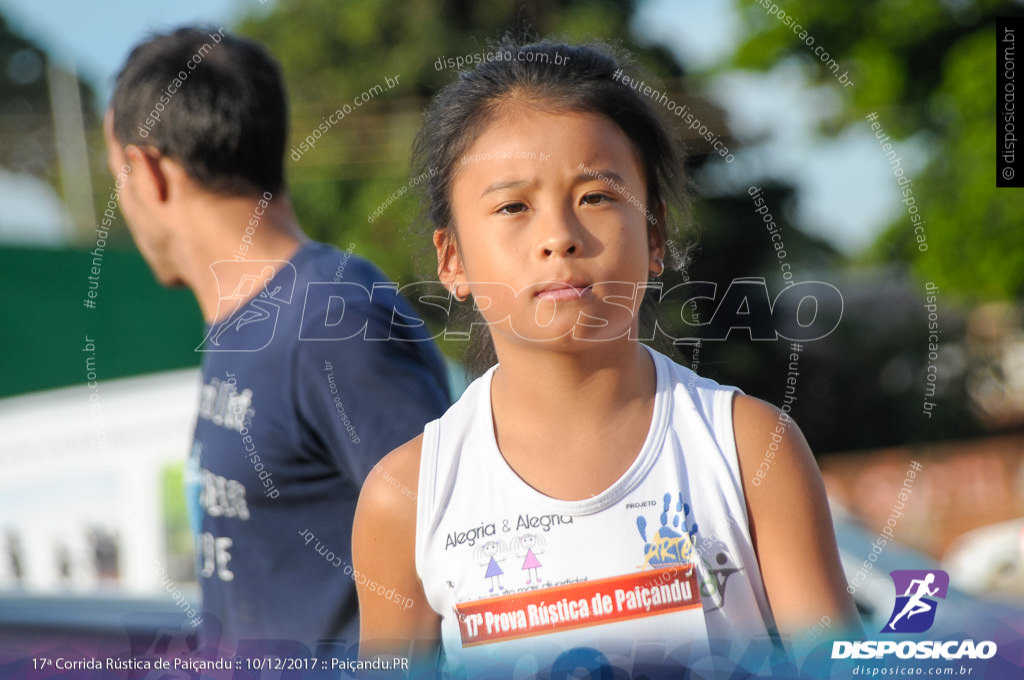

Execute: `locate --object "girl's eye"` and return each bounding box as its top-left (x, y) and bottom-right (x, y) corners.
top-left (580, 193), bottom-right (613, 206)
top-left (496, 202), bottom-right (528, 215)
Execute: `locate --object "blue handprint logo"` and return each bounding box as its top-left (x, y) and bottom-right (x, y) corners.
top-left (636, 492), bottom-right (697, 568)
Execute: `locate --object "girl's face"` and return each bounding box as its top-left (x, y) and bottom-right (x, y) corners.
top-left (440, 104), bottom-right (664, 352)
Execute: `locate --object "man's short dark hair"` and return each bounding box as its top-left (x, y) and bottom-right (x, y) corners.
top-left (111, 26), bottom-right (287, 196)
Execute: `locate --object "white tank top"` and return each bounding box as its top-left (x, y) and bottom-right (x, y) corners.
top-left (415, 345), bottom-right (779, 677)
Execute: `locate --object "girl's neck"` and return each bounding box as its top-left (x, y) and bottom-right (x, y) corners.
top-left (491, 339), bottom-right (654, 413)
top-left (487, 338), bottom-right (658, 500)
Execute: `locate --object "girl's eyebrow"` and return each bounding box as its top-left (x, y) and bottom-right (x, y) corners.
top-left (480, 178), bottom-right (535, 198)
top-left (480, 170), bottom-right (629, 198)
top-left (575, 169), bottom-right (627, 186)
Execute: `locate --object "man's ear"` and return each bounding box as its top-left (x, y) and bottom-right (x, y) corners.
top-left (433, 228), bottom-right (468, 299)
top-left (123, 144), bottom-right (170, 203)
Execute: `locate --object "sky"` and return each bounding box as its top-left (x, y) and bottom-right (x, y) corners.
top-left (633, 0), bottom-right (919, 254)
top-left (0, 0), bottom-right (255, 103)
top-left (0, 0), bottom-right (908, 254)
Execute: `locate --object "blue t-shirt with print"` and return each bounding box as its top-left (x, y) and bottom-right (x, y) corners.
top-left (186, 241), bottom-right (449, 653)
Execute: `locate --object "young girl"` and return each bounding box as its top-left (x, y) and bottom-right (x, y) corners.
top-left (353, 39), bottom-right (858, 678)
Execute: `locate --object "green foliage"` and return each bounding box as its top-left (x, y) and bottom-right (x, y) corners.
top-left (731, 0), bottom-right (1022, 303)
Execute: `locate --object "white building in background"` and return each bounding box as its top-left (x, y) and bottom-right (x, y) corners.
top-left (0, 369), bottom-right (199, 595)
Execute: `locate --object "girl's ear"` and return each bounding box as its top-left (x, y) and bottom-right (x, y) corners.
top-left (433, 228), bottom-right (470, 300)
top-left (648, 200), bottom-right (668, 273)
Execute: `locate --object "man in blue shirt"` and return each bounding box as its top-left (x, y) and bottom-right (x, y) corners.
top-left (104, 27), bottom-right (450, 653)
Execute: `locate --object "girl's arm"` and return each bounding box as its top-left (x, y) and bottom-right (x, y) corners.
top-left (352, 434), bottom-right (441, 666)
top-left (732, 394), bottom-right (861, 638)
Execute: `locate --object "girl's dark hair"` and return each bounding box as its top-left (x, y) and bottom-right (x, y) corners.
top-left (412, 37), bottom-right (691, 375)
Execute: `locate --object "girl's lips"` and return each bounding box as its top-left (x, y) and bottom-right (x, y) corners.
top-left (535, 284), bottom-right (592, 301)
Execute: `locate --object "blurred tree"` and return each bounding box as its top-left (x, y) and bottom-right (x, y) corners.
top-left (1, 14), bottom-right (53, 179)
top-left (710, 0), bottom-right (1023, 449)
top-left (729, 0), bottom-right (1023, 303)
top-left (0, 13), bottom-right (103, 235)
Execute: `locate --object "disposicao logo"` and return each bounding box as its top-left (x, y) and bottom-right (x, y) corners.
top-left (881, 569), bottom-right (948, 634)
top-left (831, 569), bottom-right (997, 661)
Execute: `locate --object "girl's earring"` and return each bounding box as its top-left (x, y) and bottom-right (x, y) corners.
top-left (452, 283), bottom-right (469, 302)
top-left (650, 258), bottom-right (665, 277)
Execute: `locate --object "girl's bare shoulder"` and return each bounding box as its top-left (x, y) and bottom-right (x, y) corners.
top-left (731, 393), bottom-right (822, 493)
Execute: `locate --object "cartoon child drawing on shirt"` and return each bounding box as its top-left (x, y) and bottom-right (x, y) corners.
top-left (513, 533), bottom-right (546, 585)
top-left (475, 540), bottom-right (507, 593)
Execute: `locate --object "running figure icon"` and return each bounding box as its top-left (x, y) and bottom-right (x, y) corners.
top-left (887, 572), bottom-right (938, 630)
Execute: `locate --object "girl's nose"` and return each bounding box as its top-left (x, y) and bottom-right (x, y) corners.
top-left (536, 211), bottom-right (583, 259)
